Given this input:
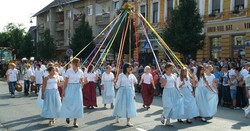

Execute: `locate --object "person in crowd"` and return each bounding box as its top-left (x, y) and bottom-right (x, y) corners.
top-left (6, 63), bottom-right (18, 97)
top-left (60, 58), bottom-right (84, 128)
top-left (213, 66), bottom-right (222, 105)
top-left (221, 65), bottom-right (231, 107)
top-left (41, 66), bottom-right (62, 126)
top-left (83, 64), bottom-right (98, 109)
top-left (229, 73), bottom-right (238, 109)
top-left (95, 66), bottom-right (102, 96)
top-left (243, 67), bottom-right (250, 117)
top-left (113, 63), bottom-right (138, 127)
top-left (139, 66), bottom-right (156, 110)
top-left (160, 62), bottom-right (184, 126)
top-left (23, 63), bottom-right (34, 96)
top-left (235, 67), bottom-right (248, 108)
top-left (195, 65), bottom-right (218, 122)
top-left (35, 64), bottom-right (44, 108)
top-left (177, 67), bottom-right (199, 123)
top-left (101, 65), bottom-right (115, 108)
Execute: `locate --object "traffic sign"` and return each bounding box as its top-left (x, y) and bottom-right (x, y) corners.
top-left (66, 49), bottom-right (73, 56)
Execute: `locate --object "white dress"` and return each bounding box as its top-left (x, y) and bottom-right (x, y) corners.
top-left (101, 72), bottom-right (115, 104)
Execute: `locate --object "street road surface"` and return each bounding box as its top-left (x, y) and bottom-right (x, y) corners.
top-left (0, 81), bottom-right (249, 131)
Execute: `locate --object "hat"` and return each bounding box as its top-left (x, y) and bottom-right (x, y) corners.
top-left (244, 62), bottom-right (250, 66)
top-left (223, 65), bottom-right (228, 68)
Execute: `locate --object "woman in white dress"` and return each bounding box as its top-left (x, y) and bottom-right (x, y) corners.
top-left (41, 66), bottom-right (62, 126)
top-left (176, 67), bottom-right (199, 123)
top-left (60, 58), bottom-right (84, 128)
top-left (160, 62), bottom-right (184, 126)
top-left (195, 65), bottom-right (218, 122)
top-left (113, 63), bottom-right (138, 127)
top-left (101, 65), bottom-right (115, 108)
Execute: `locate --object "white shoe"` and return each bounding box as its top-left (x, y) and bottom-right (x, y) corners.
top-left (244, 106), bottom-right (250, 117)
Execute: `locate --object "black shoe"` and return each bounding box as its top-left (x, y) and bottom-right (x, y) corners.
top-left (201, 118), bottom-right (207, 122)
top-left (66, 118), bottom-right (70, 124)
top-left (73, 123), bottom-right (79, 128)
top-left (146, 106), bottom-right (150, 110)
top-left (177, 119), bottom-right (184, 123)
top-left (143, 105), bottom-right (146, 108)
top-left (186, 119), bottom-right (192, 124)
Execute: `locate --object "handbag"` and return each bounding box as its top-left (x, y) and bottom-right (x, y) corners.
top-left (16, 82), bottom-right (23, 92)
top-left (31, 83), bottom-right (37, 91)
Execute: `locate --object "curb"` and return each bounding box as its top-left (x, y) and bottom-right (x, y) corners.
top-left (0, 123), bottom-right (7, 131)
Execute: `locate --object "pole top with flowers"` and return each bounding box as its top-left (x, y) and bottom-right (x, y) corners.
top-left (120, 2), bottom-right (133, 17)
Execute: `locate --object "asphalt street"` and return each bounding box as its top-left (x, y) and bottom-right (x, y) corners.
top-left (0, 81), bottom-right (249, 131)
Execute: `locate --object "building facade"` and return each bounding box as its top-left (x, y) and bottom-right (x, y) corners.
top-left (34, 0), bottom-right (123, 60)
top-left (197, 0), bottom-right (250, 61)
top-left (134, 0), bottom-right (250, 63)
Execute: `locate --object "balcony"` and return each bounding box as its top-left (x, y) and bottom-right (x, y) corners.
top-left (96, 13), bottom-right (110, 26)
top-left (230, 5), bottom-right (248, 17)
top-left (56, 22), bottom-right (64, 31)
top-left (55, 39), bottom-right (64, 47)
top-left (96, 0), bottom-right (110, 4)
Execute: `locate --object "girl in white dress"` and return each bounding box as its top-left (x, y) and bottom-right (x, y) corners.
top-left (176, 67), bottom-right (199, 123)
top-left (60, 58), bottom-right (84, 128)
top-left (101, 65), bottom-right (115, 108)
top-left (160, 62), bottom-right (184, 126)
top-left (41, 66), bottom-right (62, 126)
top-left (195, 65), bottom-right (218, 122)
top-left (113, 63), bottom-right (138, 127)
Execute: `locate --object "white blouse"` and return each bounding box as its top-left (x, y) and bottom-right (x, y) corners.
top-left (6, 68), bottom-right (18, 82)
top-left (205, 73), bottom-right (215, 87)
top-left (64, 68), bottom-right (84, 83)
top-left (195, 75), bottom-right (206, 87)
top-left (162, 74), bottom-right (176, 88)
top-left (116, 73), bottom-right (138, 89)
top-left (176, 76), bottom-right (193, 91)
top-left (141, 73), bottom-right (153, 84)
top-left (85, 72), bottom-right (97, 82)
top-left (101, 72), bottom-right (114, 85)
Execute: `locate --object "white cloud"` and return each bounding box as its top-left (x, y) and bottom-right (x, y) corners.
top-left (0, 0), bottom-right (53, 32)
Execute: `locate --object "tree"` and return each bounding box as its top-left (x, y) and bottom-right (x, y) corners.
top-left (163, 0), bottom-right (205, 61)
top-left (0, 32), bottom-right (11, 47)
top-left (37, 29), bottom-right (56, 60)
top-left (19, 33), bottom-right (35, 58)
top-left (70, 15), bottom-right (94, 59)
top-left (4, 23), bottom-right (26, 58)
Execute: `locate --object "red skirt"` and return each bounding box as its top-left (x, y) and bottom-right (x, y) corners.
top-left (141, 83), bottom-right (155, 106)
top-left (82, 82), bottom-right (97, 107)
top-left (58, 86), bottom-right (63, 100)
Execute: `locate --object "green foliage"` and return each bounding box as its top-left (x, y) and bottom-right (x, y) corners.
top-left (37, 29), bottom-right (56, 60)
top-left (70, 15), bottom-right (94, 59)
top-left (163, 0), bottom-right (205, 60)
top-left (3, 23), bottom-right (26, 58)
top-left (0, 32), bottom-right (11, 47)
top-left (19, 33), bottom-right (35, 58)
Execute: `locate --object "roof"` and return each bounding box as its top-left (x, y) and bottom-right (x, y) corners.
top-left (33, 0), bottom-right (81, 16)
top-left (28, 26), bottom-right (37, 33)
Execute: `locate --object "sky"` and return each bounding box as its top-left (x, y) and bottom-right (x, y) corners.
top-left (0, 0), bottom-right (53, 32)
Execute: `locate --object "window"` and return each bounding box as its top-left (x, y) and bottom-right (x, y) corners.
top-left (234, 36), bottom-right (244, 46)
top-left (152, 2), bottom-right (159, 23)
top-left (47, 14), bottom-right (50, 22)
top-left (66, 10), bottom-right (71, 20)
top-left (235, 0), bottom-right (244, 11)
top-left (114, 1), bottom-right (119, 10)
top-left (166, 0), bottom-right (173, 20)
top-left (140, 5), bottom-right (146, 18)
top-left (211, 37), bottom-right (222, 59)
top-left (212, 0), bottom-right (220, 14)
top-left (88, 5), bottom-right (93, 16)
